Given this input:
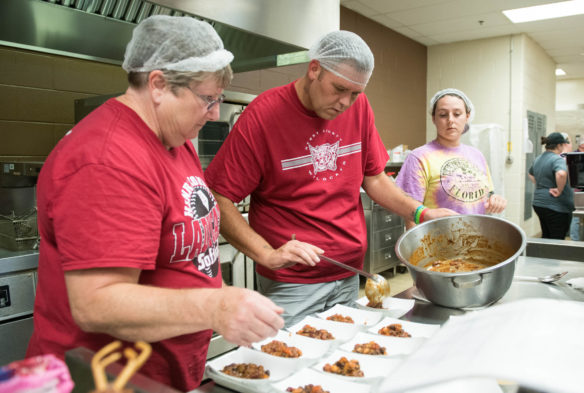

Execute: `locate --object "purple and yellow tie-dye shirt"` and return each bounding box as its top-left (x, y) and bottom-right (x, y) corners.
top-left (395, 140), bottom-right (494, 214)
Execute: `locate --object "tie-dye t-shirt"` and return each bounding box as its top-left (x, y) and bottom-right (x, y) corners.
top-left (395, 140), bottom-right (494, 214)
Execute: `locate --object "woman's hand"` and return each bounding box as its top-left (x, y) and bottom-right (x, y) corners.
top-left (485, 194), bottom-right (507, 213)
top-left (211, 287), bottom-right (284, 348)
top-left (549, 188), bottom-right (562, 197)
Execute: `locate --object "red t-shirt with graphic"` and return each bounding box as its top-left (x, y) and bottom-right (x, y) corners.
top-left (205, 82), bottom-right (388, 283)
top-left (26, 99), bottom-right (222, 391)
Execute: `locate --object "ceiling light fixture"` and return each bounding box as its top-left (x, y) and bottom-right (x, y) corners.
top-left (555, 68), bottom-right (566, 76)
top-left (503, 0), bottom-right (584, 23)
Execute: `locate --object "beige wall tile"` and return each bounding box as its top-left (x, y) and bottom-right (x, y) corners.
top-left (231, 70), bottom-right (261, 92)
top-left (0, 6), bottom-right (429, 160)
top-left (0, 121), bottom-right (55, 156)
top-left (54, 57), bottom-right (127, 94)
top-left (0, 47), bottom-right (54, 89)
top-left (0, 85), bottom-right (92, 123)
top-left (259, 70), bottom-right (296, 92)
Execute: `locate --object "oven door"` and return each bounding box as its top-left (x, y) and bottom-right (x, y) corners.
top-left (566, 152), bottom-right (584, 188)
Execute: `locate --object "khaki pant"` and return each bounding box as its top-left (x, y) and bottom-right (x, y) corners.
top-left (255, 273), bottom-right (359, 327)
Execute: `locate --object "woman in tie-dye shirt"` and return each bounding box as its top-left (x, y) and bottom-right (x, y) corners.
top-left (395, 88), bottom-right (507, 228)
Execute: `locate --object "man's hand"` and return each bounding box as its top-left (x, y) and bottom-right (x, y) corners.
top-left (211, 287), bottom-right (284, 348)
top-left (261, 239), bottom-right (323, 270)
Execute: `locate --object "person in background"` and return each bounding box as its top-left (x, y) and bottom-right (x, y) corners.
top-left (204, 30), bottom-right (456, 326)
top-left (26, 16), bottom-right (283, 391)
top-left (569, 140), bottom-right (584, 240)
top-left (528, 133), bottom-right (575, 239)
top-left (561, 132), bottom-right (573, 154)
top-left (395, 88), bottom-right (507, 229)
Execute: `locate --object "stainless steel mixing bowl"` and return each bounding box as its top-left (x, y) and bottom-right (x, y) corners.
top-left (395, 215), bottom-right (526, 309)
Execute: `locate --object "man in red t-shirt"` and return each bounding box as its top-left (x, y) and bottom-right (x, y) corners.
top-left (26, 16), bottom-right (283, 391)
top-left (205, 30), bottom-right (456, 326)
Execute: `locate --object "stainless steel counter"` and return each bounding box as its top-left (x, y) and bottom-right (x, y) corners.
top-left (395, 255), bottom-right (584, 325)
top-left (192, 255), bottom-right (584, 393)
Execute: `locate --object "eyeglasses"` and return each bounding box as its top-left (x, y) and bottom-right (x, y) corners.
top-left (186, 87), bottom-right (225, 111)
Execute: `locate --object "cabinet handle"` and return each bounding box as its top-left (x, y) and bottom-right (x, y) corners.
top-left (384, 233), bottom-right (392, 241)
top-left (384, 215), bottom-right (392, 222)
top-left (384, 252), bottom-right (391, 260)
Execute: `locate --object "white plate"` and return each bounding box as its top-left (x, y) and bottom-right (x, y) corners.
top-left (339, 331), bottom-right (426, 357)
top-left (313, 349), bottom-right (403, 383)
top-left (271, 367), bottom-right (373, 393)
top-left (316, 303), bottom-right (383, 328)
top-left (355, 296), bottom-right (415, 318)
top-left (368, 317), bottom-right (441, 338)
top-left (252, 329), bottom-right (331, 362)
top-left (287, 315), bottom-right (360, 345)
top-left (205, 347), bottom-right (298, 393)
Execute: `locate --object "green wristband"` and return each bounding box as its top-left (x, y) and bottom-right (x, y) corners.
top-left (414, 205), bottom-right (426, 224)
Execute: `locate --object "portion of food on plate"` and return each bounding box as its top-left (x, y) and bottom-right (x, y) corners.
top-left (296, 324), bottom-right (335, 340)
top-left (286, 384), bottom-right (330, 393)
top-left (221, 363), bottom-right (270, 379)
top-left (425, 258), bottom-right (490, 273)
top-left (261, 340), bottom-right (302, 358)
top-left (378, 323), bottom-right (411, 337)
top-left (323, 356), bottom-right (364, 377)
top-left (366, 300), bottom-right (383, 308)
top-left (353, 341), bottom-right (387, 355)
top-left (326, 314), bottom-right (355, 323)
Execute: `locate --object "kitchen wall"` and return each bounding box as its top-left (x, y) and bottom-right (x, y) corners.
top-left (0, 46), bottom-right (127, 159)
top-left (556, 78), bottom-right (584, 146)
top-left (427, 34), bottom-right (557, 236)
top-left (0, 6), bottom-right (428, 162)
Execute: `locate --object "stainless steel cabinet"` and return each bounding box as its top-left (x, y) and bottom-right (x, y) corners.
top-left (361, 193), bottom-right (405, 275)
top-left (0, 249), bottom-right (39, 366)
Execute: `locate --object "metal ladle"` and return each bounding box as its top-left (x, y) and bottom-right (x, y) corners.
top-left (319, 254), bottom-right (390, 305)
top-left (290, 234), bottom-right (390, 305)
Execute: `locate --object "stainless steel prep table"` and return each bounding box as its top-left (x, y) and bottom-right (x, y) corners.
top-left (395, 255), bottom-right (584, 325)
top-left (191, 255), bottom-right (584, 393)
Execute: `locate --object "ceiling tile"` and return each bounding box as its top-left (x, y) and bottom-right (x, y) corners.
top-left (412, 36), bottom-right (442, 46)
top-left (368, 14), bottom-right (404, 29)
top-left (349, 0), bottom-right (452, 15)
top-left (389, 25), bottom-right (425, 39)
top-left (340, 0), bottom-right (378, 17)
top-left (345, 0), bottom-right (584, 80)
top-left (408, 12), bottom-right (511, 37)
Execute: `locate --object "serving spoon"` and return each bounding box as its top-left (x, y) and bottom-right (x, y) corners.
top-left (289, 234), bottom-right (390, 305)
top-left (514, 271), bottom-right (568, 284)
top-left (318, 254), bottom-right (390, 305)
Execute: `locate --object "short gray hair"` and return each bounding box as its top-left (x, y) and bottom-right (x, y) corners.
top-left (127, 66), bottom-right (233, 94)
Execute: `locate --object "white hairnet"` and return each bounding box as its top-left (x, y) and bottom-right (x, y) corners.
top-left (430, 88), bottom-right (475, 124)
top-left (308, 30), bottom-right (374, 86)
top-left (122, 15), bottom-right (233, 73)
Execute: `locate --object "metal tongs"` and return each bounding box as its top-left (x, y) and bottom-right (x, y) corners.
top-left (91, 340), bottom-right (152, 392)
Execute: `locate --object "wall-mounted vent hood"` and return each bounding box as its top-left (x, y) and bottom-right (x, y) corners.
top-left (0, 0), bottom-right (339, 72)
